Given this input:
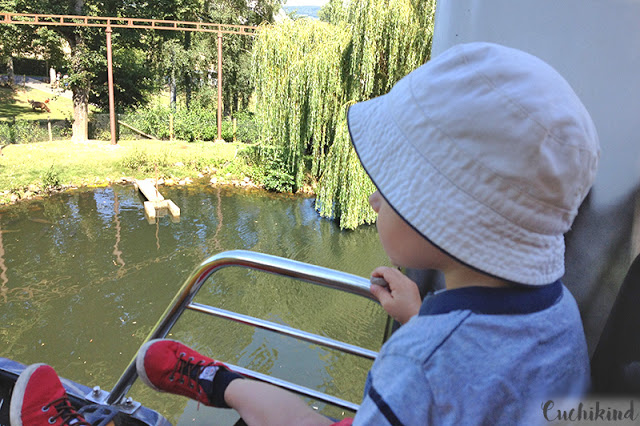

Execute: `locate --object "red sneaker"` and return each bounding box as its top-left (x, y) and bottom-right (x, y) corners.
top-left (136, 339), bottom-right (229, 406)
top-left (10, 363), bottom-right (91, 426)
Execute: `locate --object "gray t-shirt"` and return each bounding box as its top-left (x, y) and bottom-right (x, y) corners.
top-left (353, 281), bottom-right (589, 425)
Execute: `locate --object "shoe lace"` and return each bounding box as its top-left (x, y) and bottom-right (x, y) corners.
top-left (44, 397), bottom-right (91, 426)
top-left (170, 353), bottom-right (216, 393)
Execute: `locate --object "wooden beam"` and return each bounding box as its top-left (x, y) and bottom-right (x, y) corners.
top-left (0, 12), bottom-right (259, 35)
top-left (135, 179), bottom-right (164, 202)
top-left (135, 179), bottom-right (180, 222)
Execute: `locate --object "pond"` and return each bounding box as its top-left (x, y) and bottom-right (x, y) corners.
top-left (0, 183), bottom-right (390, 425)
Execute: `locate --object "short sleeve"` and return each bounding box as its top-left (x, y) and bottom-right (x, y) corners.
top-left (353, 354), bottom-right (434, 425)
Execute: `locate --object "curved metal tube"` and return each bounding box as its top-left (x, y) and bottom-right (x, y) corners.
top-left (107, 250), bottom-right (379, 408)
top-left (187, 302), bottom-right (379, 359)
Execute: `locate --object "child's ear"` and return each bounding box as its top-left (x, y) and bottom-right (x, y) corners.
top-left (368, 191), bottom-right (382, 213)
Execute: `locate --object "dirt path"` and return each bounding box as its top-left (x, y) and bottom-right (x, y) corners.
top-left (16, 76), bottom-right (72, 100)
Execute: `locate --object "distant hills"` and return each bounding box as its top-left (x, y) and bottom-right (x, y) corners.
top-left (282, 6), bottom-right (321, 19)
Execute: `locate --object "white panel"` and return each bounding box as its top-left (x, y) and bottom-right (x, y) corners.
top-left (431, 0), bottom-right (640, 208)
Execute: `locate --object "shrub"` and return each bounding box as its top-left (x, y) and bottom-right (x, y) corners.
top-left (120, 146), bottom-right (150, 171)
top-left (0, 122), bottom-right (14, 144)
top-left (41, 164), bottom-right (62, 190)
top-left (53, 120), bottom-right (73, 139)
top-left (125, 100), bottom-right (259, 143)
top-left (124, 105), bottom-right (172, 140)
top-left (233, 111), bottom-right (259, 143)
top-left (244, 145), bottom-right (296, 192)
top-left (263, 163), bottom-right (296, 193)
top-left (220, 119), bottom-right (234, 141)
top-left (120, 146), bottom-right (173, 173)
top-left (173, 104), bottom-right (218, 141)
top-left (9, 120), bottom-right (48, 143)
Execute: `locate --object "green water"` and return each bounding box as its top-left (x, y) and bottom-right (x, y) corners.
top-left (0, 184), bottom-right (390, 424)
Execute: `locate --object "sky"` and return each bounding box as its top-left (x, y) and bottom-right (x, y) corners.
top-left (283, 0), bottom-right (329, 6)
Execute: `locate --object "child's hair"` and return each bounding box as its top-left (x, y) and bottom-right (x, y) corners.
top-left (347, 42), bottom-right (600, 285)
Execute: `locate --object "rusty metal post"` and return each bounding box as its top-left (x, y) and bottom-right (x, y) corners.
top-left (106, 25), bottom-right (117, 145)
top-left (216, 30), bottom-right (223, 142)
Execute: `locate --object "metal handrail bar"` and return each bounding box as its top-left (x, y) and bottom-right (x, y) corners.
top-left (107, 250), bottom-right (381, 409)
top-left (188, 302), bottom-right (379, 359)
top-left (225, 363), bottom-right (360, 412)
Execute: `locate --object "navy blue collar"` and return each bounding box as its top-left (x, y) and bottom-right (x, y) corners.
top-left (419, 280), bottom-right (563, 316)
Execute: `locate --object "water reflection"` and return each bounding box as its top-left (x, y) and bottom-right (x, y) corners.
top-left (113, 193), bottom-right (126, 272)
top-left (0, 184), bottom-right (389, 424)
top-left (0, 218), bottom-right (8, 302)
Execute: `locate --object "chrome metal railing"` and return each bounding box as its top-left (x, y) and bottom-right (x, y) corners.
top-left (107, 250), bottom-right (388, 412)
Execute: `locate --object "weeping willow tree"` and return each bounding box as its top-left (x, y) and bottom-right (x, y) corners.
top-left (252, 20), bottom-right (351, 192)
top-left (252, 0), bottom-right (436, 229)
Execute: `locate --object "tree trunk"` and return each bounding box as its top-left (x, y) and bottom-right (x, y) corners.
top-left (170, 69), bottom-right (177, 111)
top-left (232, 91), bottom-right (239, 116)
top-left (224, 85), bottom-right (234, 117)
top-left (183, 32), bottom-right (191, 109)
top-left (70, 0), bottom-right (89, 142)
top-left (169, 53), bottom-right (178, 113)
top-left (185, 73), bottom-right (191, 109)
top-left (241, 93), bottom-right (250, 111)
top-left (72, 85), bottom-right (89, 142)
top-left (6, 56), bottom-right (14, 86)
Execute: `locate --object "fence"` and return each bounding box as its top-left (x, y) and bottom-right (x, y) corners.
top-left (0, 118), bottom-right (72, 144)
top-left (0, 112), bottom-right (260, 144)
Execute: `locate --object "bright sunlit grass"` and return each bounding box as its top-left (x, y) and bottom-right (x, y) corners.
top-left (0, 85), bottom-right (77, 121)
top-left (0, 139), bottom-right (248, 203)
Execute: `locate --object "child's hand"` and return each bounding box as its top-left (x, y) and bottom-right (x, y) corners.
top-left (370, 267), bottom-right (421, 324)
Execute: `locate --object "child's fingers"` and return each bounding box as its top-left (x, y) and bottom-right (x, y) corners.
top-left (370, 282), bottom-right (392, 303)
top-left (370, 276), bottom-right (390, 289)
top-left (370, 266), bottom-right (422, 324)
top-left (371, 266), bottom-right (395, 278)
top-left (371, 267), bottom-right (413, 292)
top-left (371, 266), bottom-right (403, 287)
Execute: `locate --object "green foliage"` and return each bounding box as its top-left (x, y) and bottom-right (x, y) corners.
top-left (31, 27), bottom-right (67, 69)
top-left (172, 104), bottom-right (218, 142)
top-left (233, 111), bottom-right (260, 143)
top-left (0, 116), bottom-right (73, 144)
top-left (14, 120), bottom-right (40, 144)
top-left (316, 119), bottom-right (377, 228)
top-left (41, 164), bottom-right (61, 190)
top-left (120, 145), bottom-right (173, 173)
top-left (202, 0), bottom-right (282, 115)
top-left (252, 0), bottom-right (436, 228)
top-left (263, 166), bottom-right (296, 193)
top-left (4, 120), bottom-right (49, 144)
top-left (146, 0), bottom-right (281, 117)
top-left (90, 41), bottom-right (154, 111)
top-left (124, 98), bottom-right (254, 143)
top-left (253, 19), bottom-right (351, 191)
top-left (318, 0), bottom-right (345, 24)
top-left (258, 145), bottom-right (297, 192)
top-left (0, 122), bottom-right (13, 144)
top-left (124, 104), bottom-right (173, 140)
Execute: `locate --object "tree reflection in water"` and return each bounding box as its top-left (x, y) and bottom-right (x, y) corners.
top-left (0, 184), bottom-right (390, 424)
top-left (0, 216), bottom-right (8, 303)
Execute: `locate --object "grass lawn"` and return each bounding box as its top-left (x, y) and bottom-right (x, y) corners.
top-left (0, 85), bottom-right (78, 121)
top-left (0, 139), bottom-right (259, 204)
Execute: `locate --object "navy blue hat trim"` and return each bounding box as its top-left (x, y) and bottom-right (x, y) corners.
top-left (419, 280), bottom-right (563, 316)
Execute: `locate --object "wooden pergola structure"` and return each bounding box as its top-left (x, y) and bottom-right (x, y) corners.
top-left (0, 12), bottom-right (260, 144)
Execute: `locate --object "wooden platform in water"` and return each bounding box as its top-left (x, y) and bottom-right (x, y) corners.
top-left (134, 179), bottom-right (180, 223)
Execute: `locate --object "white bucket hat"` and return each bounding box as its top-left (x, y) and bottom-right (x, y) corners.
top-left (348, 42), bottom-right (600, 285)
